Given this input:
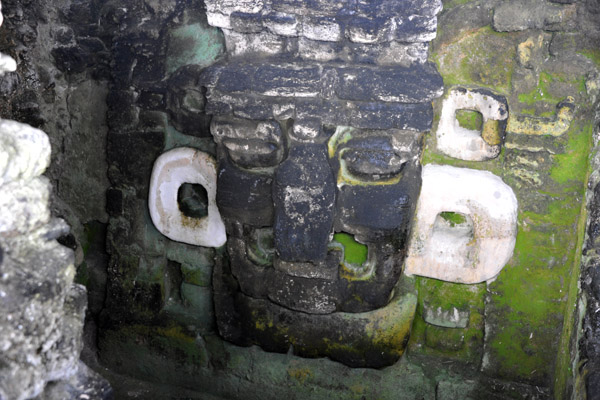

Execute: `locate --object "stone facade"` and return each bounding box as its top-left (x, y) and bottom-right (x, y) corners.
top-left (0, 0), bottom-right (599, 399)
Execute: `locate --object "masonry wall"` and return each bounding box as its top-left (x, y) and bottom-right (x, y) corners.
top-left (1, 0), bottom-right (600, 399)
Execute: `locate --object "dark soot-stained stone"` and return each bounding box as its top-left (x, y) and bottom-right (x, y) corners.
top-left (216, 155), bottom-right (274, 227)
top-left (336, 62), bottom-right (443, 103)
top-left (273, 144), bottom-right (335, 263)
top-left (336, 181), bottom-right (417, 234)
top-left (213, 254), bottom-right (417, 368)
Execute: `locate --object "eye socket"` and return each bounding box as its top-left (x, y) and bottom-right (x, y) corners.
top-left (222, 138), bottom-right (280, 169)
top-left (245, 228), bottom-right (275, 266)
top-left (211, 118), bottom-right (286, 170)
top-left (340, 148), bottom-right (406, 182)
top-left (177, 183), bottom-right (208, 219)
top-left (455, 109), bottom-right (483, 131)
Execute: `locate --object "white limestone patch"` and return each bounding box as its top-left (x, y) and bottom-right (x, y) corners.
top-left (405, 165), bottom-right (518, 284)
top-left (148, 147), bottom-right (226, 248)
top-left (0, 119), bottom-right (51, 187)
top-left (0, 177), bottom-right (51, 238)
top-left (422, 303), bottom-right (470, 329)
top-left (436, 87), bottom-right (508, 161)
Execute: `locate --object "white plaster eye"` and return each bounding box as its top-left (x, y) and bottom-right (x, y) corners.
top-left (404, 164), bottom-right (518, 284)
top-left (148, 147), bottom-right (226, 248)
top-left (436, 87), bottom-right (508, 161)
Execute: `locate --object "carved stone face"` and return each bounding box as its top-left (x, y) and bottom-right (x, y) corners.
top-left (156, 0), bottom-right (446, 368)
top-left (210, 115), bottom-right (423, 367)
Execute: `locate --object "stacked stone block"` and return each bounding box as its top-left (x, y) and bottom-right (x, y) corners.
top-left (197, 0), bottom-right (444, 368)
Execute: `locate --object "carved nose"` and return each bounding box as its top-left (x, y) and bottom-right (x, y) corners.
top-left (273, 143), bottom-right (335, 263)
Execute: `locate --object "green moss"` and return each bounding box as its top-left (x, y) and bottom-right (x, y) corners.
top-left (440, 211), bottom-right (468, 227)
top-left (442, 0), bottom-right (476, 9)
top-left (425, 325), bottom-right (466, 352)
top-left (517, 71), bottom-right (562, 106)
top-left (333, 233), bottom-right (368, 265)
top-left (550, 121), bottom-right (594, 186)
top-left (455, 109), bottom-right (483, 131)
top-left (554, 187), bottom-right (589, 398)
top-left (485, 116), bottom-right (592, 384)
top-left (432, 27), bottom-right (515, 94)
top-left (409, 278), bottom-right (485, 363)
top-left (579, 49), bottom-right (600, 66)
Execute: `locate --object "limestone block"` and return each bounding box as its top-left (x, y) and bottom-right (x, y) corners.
top-left (0, 119), bottom-right (51, 187)
top-left (336, 63), bottom-right (444, 103)
top-left (405, 165), bottom-right (518, 284)
top-left (264, 12), bottom-right (299, 37)
top-left (346, 16), bottom-right (392, 44)
top-left (205, 0), bottom-right (264, 29)
top-left (0, 241), bottom-right (75, 400)
top-left (273, 144), bottom-right (335, 263)
top-left (148, 147), bottom-right (226, 248)
top-left (435, 87), bottom-right (508, 161)
top-left (229, 11), bottom-right (264, 33)
top-left (0, 177), bottom-right (51, 238)
top-left (210, 116), bottom-right (285, 168)
top-left (506, 96), bottom-right (575, 136)
top-left (222, 29), bottom-right (285, 57)
top-left (493, 0), bottom-right (576, 32)
top-left (301, 16), bottom-right (343, 42)
top-left (393, 15), bottom-right (438, 42)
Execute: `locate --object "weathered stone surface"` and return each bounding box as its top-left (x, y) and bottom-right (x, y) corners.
top-left (0, 177), bottom-right (51, 238)
top-left (335, 63), bottom-right (443, 103)
top-left (207, 60), bottom-right (443, 104)
top-left (211, 116), bottom-right (285, 168)
top-left (405, 165), bottom-right (518, 284)
top-left (0, 119), bottom-right (50, 186)
top-left (206, 92), bottom-right (434, 131)
top-left (148, 147), bottom-right (226, 248)
top-left (216, 155), bottom-right (275, 227)
top-left (206, 0), bottom-right (442, 45)
top-left (422, 302), bottom-right (470, 329)
top-left (273, 144), bottom-right (335, 263)
top-left (213, 255), bottom-right (418, 368)
top-left (493, 0), bottom-right (576, 32)
top-left (506, 96), bottom-right (575, 136)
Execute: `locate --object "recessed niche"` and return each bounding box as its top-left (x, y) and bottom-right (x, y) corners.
top-left (246, 228), bottom-right (275, 266)
top-left (431, 212), bottom-right (475, 268)
top-left (333, 232), bottom-right (368, 265)
top-left (177, 183), bottom-right (209, 219)
top-left (455, 109), bottom-right (483, 131)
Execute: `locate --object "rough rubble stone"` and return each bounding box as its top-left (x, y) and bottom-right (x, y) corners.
top-left (0, 177), bottom-right (51, 238)
top-left (0, 119), bottom-right (50, 187)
